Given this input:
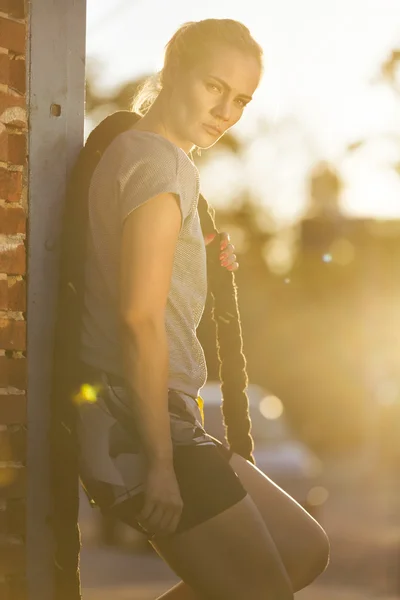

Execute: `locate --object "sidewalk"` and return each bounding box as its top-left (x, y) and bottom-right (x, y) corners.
top-left (83, 582), bottom-right (399, 600)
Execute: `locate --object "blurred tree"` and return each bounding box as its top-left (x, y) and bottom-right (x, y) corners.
top-left (305, 161), bottom-right (343, 220)
top-left (347, 46), bottom-right (400, 174)
top-left (379, 47), bottom-right (400, 96)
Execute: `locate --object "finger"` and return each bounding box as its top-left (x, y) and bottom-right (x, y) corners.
top-left (204, 233), bottom-right (216, 246)
top-left (219, 232), bottom-right (230, 250)
top-left (158, 507), bottom-right (180, 534)
top-left (166, 511), bottom-right (182, 535)
top-left (143, 505), bottom-right (165, 533)
top-left (138, 497), bottom-right (157, 522)
top-left (219, 243), bottom-right (234, 259)
top-left (221, 253), bottom-right (236, 266)
top-left (227, 262), bottom-right (239, 271)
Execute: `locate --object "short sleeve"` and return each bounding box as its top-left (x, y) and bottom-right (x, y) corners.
top-left (117, 133), bottom-right (192, 229)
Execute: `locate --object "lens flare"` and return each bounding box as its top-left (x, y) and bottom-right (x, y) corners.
top-left (73, 383), bottom-right (101, 405)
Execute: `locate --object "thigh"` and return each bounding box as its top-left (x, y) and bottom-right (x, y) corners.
top-left (152, 494), bottom-right (293, 600)
top-left (229, 453), bottom-right (330, 589)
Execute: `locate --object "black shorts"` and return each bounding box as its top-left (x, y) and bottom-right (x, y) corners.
top-left (105, 441), bottom-right (247, 537)
top-left (77, 363), bottom-right (247, 537)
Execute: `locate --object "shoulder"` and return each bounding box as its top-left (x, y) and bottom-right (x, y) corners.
top-left (114, 130), bottom-right (198, 195)
top-left (114, 129), bottom-right (179, 172)
top-left (112, 130), bottom-right (181, 196)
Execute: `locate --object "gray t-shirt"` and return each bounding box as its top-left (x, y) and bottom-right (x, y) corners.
top-left (79, 129), bottom-right (208, 397)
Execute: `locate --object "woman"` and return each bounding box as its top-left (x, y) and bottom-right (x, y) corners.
top-left (74, 18), bottom-right (329, 600)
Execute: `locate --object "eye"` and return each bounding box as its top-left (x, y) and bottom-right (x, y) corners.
top-left (206, 82), bottom-right (221, 93)
top-left (235, 98), bottom-right (248, 109)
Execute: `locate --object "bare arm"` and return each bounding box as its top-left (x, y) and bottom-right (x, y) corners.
top-left (119, 191), bottom-right (182, 467)
top-left (118, 190), bottom-right (184, 535)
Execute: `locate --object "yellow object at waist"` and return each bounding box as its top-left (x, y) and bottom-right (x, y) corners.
top-left (196, 395), bottom-right (205, 426)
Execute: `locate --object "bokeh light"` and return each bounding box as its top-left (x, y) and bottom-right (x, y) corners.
top-left (306, 486), bottom-right (330, 507)
top-left (328, 238), bottom-right (356, 266)
top-left (263, 238), bottom-right (294, 275)
top-left (259, 395), bottom-right (284, 420)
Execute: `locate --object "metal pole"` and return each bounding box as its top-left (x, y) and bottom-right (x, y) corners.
top-left (26, 1), bottom-right (86, 598)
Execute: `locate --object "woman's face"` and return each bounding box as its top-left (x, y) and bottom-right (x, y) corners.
top-left (168, 43), bottom-right (261, 151)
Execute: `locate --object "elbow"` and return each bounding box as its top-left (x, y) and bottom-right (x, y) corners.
top-left (120, 311), bottom-right (165, 337)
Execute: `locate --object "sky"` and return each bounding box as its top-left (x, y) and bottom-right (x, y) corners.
top-left (86, 0), bottom-right (400, 224)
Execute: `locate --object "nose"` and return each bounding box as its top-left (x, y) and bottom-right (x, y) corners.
top-left (214, 99), bottom-right (231, 124)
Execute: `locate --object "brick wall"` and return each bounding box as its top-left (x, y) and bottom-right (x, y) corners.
top-left (0, 0), bottom-right (27, 597)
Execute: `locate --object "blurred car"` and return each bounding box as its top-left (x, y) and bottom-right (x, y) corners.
top-left (200, 381), bottom-right (327, 520)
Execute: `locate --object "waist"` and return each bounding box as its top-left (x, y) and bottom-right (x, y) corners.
top-left (78, 360), bottom-right (123, 386)
top-left (78, 360), bottom-right (198, 401)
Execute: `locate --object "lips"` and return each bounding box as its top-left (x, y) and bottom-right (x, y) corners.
top-left (203, 124), bottom-right (221, 136)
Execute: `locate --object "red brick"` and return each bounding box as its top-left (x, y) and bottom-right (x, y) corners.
top-left (0, 169), bottom-right (23, 202)
top-left (0, 133), bottom-right (26, 167)
top-left (0, 580), bottom-right (8, 599)
top-left (0, 278), bottom-right (6, 309)
top-left (9, 428), bottom-right (26, 462)
top-left (0, 577), bottom-right (27, 600)
top-left (0, 131), bottom-right (7, 162)
top-left (0, 357), bottom-right (27, 388)
top-left (0, 356), bottom-right (7, 386)
top-left (0, 467), bottom-right (26, 498)
top-left (8, 279), bottom-right (26, 311)
top-left (8, 577), bottom-right (27, 600)
top-left (0, 0), bottom-right (25, 19)
top-left (0, 428), bottom-right (26, 462)
top-left (0, 242), bottom-right (26, 275)
top-left (0, 540), bottom-right (25, 575)
top-left (0, 53), bottom-right (10, 86)
top-left (8, 133), bottom-right (26, 165)
top-left (0, 18), bottom-right (25, 55)
top-left (0, 578), bottom-right (25, 600)
top-left (0, 205), bottom-right (25, 235)
top-left (0, 394), bottom-right (26, 423)
top-left (0, 498), bottom-right (25, 536)
top-left (9, 59), bottom-right (25, 95)
top-left (0, 430), bottom-right (12, 460)
top-left (0, 90), bottom-right (25, 114)
top-left (0, 320), bottom-right (26, 350)
top-left (8, 358), bottom-right (26, 389)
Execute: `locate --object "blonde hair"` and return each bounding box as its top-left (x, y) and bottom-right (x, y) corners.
top-left (131, 18), bottom-right (263, 115)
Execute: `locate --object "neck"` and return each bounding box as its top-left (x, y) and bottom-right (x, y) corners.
top-left (133, 94), bottom-right (194, 155)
